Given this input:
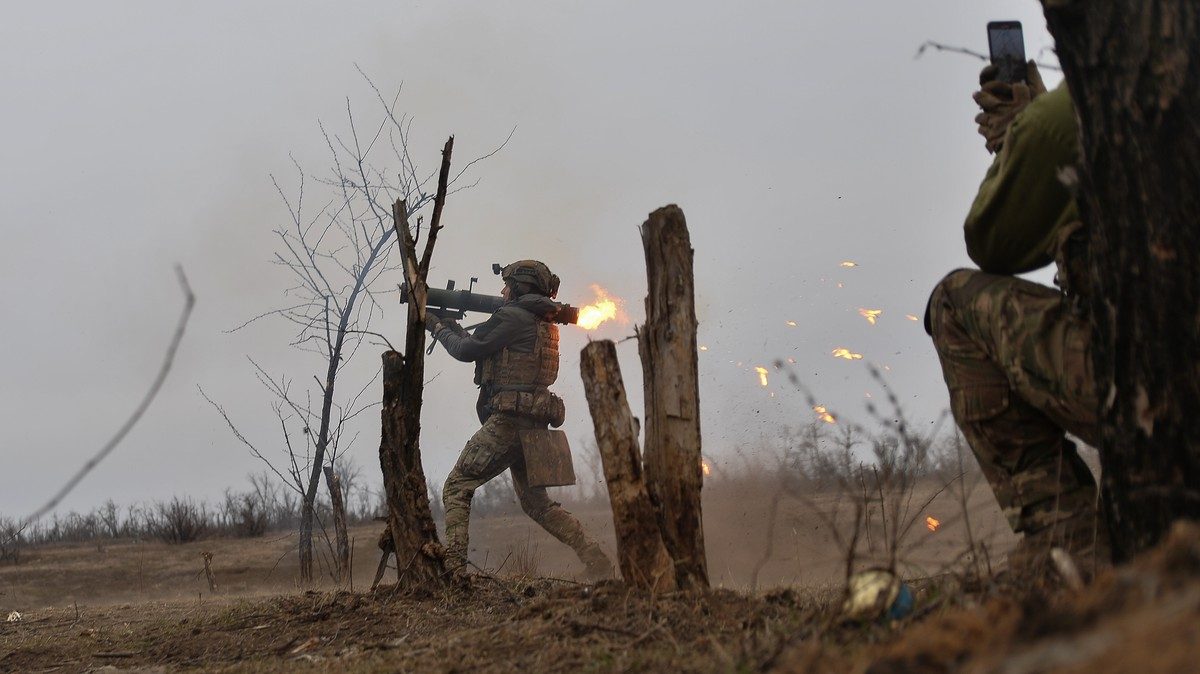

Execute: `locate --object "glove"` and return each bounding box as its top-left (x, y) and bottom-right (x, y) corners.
top-left (973, 60), bottom-right (1047, 154)
top-left (425, 314), bottom-right (444, 335)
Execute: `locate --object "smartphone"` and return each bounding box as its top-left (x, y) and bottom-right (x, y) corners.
top-left (987, 21), bottom-right (1026, 83)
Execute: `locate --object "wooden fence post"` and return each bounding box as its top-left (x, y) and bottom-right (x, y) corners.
top-left (580, 340), bottom-right (676, 592)
top-left (638, 204), bottom-right (708, 589)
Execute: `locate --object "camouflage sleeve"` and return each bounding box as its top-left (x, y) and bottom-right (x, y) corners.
top-left (432, 308), bottom-right (524, 363)
top-left (964, 84), bottom-right (1080, 275)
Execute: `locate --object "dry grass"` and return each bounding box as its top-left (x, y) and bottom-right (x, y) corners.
top-left (0, 501), bottom-right (1197, 671)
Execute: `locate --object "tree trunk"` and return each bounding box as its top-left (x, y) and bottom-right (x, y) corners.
top-left (379, 350), bottom-right (444, 588)
top-left (298, 501), bottom-right (313, 582)
top-left (323, 465), bottom-right (351, 583)
top-left (374, 139), bottom-right (455, 590)
top-left (1043, 1), bottom-right (1200, 560)
top-left (298, 318), bottom-right (348, 582)
top-left (637, 204), bottom-right (709, 588)
top-left (580, 340), bottom-right (677, 592)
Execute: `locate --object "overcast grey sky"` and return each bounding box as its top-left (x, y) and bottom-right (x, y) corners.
top-left (1, 1), bottom-right (1061, 517)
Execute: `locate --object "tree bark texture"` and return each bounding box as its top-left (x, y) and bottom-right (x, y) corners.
top-left (298, 501), bottom-right (314, 582)
top-left (1043, 1), bottom-right (1200, 559)
top-left (637, 204), bottom-right (709, 588)
top-left (379, 350), bottom-right (444, 587)
top-left (580, 340), bottom-right (677, 592)
top-left (322, 465), bottom-right (351, 582)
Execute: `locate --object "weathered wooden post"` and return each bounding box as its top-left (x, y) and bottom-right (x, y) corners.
top-left (638, 204), bottom-right (709, 589)
top-left (580, 340), bottom-right (676, 592)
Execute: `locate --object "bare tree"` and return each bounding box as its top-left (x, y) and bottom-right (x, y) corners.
top-left (208, 73), bottom-right (506, 582)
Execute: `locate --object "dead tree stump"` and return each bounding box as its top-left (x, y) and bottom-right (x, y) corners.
top-left (580, 340), bottom-right (676, 592)
top-left (322, 465), bottom-right (350, 583)
top-left (372, 526), bottom-right (395, 591)
top-left (200, 551), bottom-right (217, 592)
top-left (638, 204), bottom-right (708, 589)
top-left (379, 350), bottom-right (445, 588)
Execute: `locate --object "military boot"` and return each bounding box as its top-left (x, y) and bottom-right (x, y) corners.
top-left (579, 544), bottom-right (615, 582)
top-left (1009, 506), bottom-right (1111, 585)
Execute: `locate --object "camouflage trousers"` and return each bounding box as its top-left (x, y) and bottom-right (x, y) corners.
top-left (927, 269), bottom-right (1109, 568)
top-left (442, 412), bottom-right (609, 571)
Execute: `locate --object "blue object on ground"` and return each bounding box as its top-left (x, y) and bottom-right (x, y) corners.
top-left (887, 582), bottom-right (914, 620)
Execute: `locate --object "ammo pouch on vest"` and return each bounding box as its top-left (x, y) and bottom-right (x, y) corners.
top-left (490, 387), bottom-right (566, 427)
top-left (519, 429), bottom-right (576, 488)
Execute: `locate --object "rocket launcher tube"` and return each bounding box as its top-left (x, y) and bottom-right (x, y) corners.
top-left (398, 282), bottom-right (579, 325)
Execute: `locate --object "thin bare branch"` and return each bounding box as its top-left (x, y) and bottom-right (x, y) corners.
top-left (22, 267), bottom-right (195, 525)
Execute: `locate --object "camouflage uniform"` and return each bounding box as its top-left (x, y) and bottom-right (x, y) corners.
top-left (927, 84), bottom-right (1109, 569)
top-left (431, 261), bottom-right (612, 577)
top-left (927, 270), bottom-right (1104, 564)
top-left (441, 412), bottom-right (607, 571)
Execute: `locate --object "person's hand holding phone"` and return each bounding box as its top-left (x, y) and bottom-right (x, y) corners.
top-left (973, 61), bottom-right (1046, 154)
top-left (974, 22), bottom-right (1044, 154)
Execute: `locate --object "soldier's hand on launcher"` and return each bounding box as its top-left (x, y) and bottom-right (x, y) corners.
top-left (425, 313), bottom-right (444, 335)
top-left (973, 60), bottom-right (1046, 154)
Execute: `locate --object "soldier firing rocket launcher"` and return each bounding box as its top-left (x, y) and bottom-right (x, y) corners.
top-left (398, 263), bottom-right (582, 328)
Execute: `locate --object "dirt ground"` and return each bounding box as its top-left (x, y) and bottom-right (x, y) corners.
top-left (0, 481), bottom-right (1102, 673)
top-left (0, 480), bottom-right (1015, 610)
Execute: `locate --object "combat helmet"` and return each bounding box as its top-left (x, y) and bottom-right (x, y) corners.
top-left (498, 260), bottom-right (560, 298)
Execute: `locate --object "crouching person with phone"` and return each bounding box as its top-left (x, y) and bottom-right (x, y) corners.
top-left (925, 57), bottom-right (1111, 580)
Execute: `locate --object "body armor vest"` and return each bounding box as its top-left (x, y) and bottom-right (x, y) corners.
top-left (480, 318), bottom-right (565, 426)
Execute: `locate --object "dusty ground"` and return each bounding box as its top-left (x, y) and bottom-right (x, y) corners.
top-left (0, 481), bottom-right (1066, 672)
top-left (3, 523), bottom-right (1198, 673)
top-left (0, 480), bottom-right (1014, 610)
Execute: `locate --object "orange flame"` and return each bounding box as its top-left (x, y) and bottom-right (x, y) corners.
top-left (926, 516), bottom-right (941, 532)
top-left (832, 348), bottom-right (864, 360)
top-left (858, 308), bottom-right (882, 325)
top-left (813, 405), bottom-right (836, 424)
top-left (576, 284), bottom-right (625, 330)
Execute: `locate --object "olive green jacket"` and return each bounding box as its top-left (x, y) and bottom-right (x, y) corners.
top-left (965, 83), bottom-right (1079, 274)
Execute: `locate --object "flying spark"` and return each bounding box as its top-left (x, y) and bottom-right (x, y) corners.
top-left (905, 314), bottom-right (920, 322)
top-left (858, 308), bottom-right (882, 325)
top-left (832, 348), bottom-right (864, 360)
top-left (840, 261), bottom-right (858, 268)
top-left (926, 516), bottom-right (941, 532)
top-left (754, 366), bottom-right (769, 387)
top-left (786, 320), bottom-right (797, 327)
top-left (813, 405), bottom-right (836, 424)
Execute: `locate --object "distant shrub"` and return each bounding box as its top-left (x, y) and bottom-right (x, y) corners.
top-left (0, 517), bottom-right (24, 565)
top-left (149, 497), bottom-right (209, 544)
